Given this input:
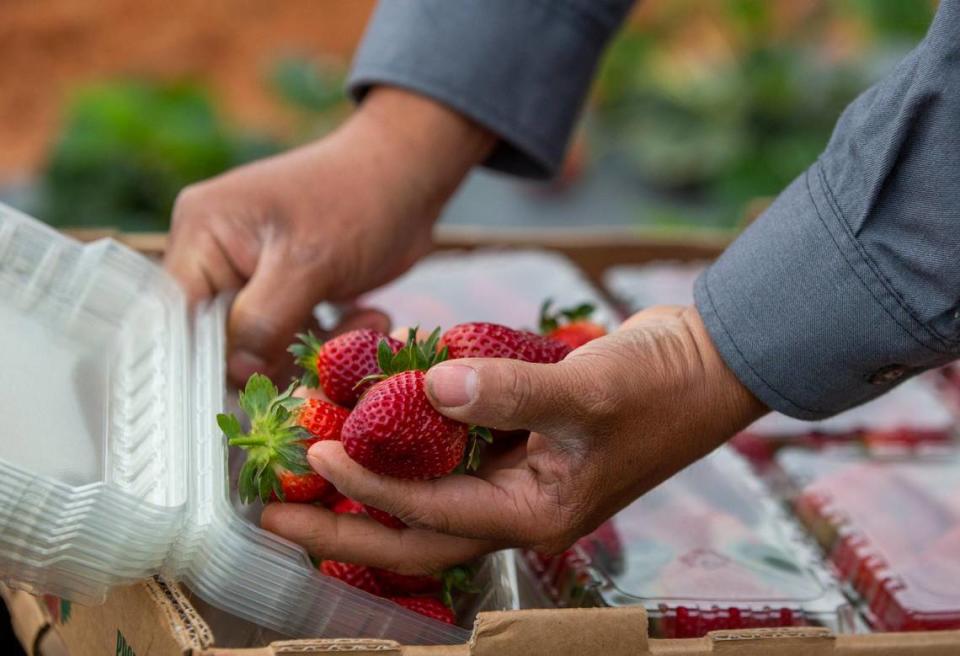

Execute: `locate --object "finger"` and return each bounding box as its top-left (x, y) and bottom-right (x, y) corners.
top-left (260, 502), bottom-right (497, 574)
top-left (227, 248), bottom-right (327, 385)
top-left (618, 305), bottom-right (685, 331)
top-left (164, 230), bottom-right (242, 305)
top-left (293, 385), bottom-right (333, 402)
top-left (308, 441), bottom-right (537, 543)
top-left (423, 357), bottom-right (589, 433)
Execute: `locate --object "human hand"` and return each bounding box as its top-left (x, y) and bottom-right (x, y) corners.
top-left (260, 305), bottom-right (768, 574)
top-left (164, 87), bottom-right (494, 385)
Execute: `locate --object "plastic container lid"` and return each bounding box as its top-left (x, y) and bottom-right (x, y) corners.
top-left (780, 448), bottom-right (960, 632)
top-left (523, 447), bottom-right (855, 638)
top-left (0, 203), bottom-right (474, 644)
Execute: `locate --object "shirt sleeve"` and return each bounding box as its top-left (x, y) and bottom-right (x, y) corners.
top-left (347, 0), bottom-right (635, 179)
top-left (695, 0), bottom-right (960, 420)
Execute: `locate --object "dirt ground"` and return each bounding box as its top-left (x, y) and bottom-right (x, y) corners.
top-left (0, 0), bottom-right (375, 178)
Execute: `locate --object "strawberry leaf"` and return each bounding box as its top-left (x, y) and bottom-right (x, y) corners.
top-left (539, 299), bottom-right (596, 333)
top-left (376, 327), bottom-right (447, 376)
top-left (237, 459), bottom-right (258, 504)
top-left (539, 299), bottom-right (559, 333)
top-left (217, 413), bottom-right (242, 440)
top-left (441, 565), bottom-right (478, 608)
top-left (463, 426), bottom-right (494, 472)
top-left (239, 373), bottom-right (278, 421)
top-left (289, 332), bottom-right (324, 388)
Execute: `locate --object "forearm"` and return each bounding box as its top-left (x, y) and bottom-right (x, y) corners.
top-left (348, 87), bottom-right (496, 218)
top-left (696, 0), bottom-right (960, 419)
top-left (349, 0), bottom-right (636, 179)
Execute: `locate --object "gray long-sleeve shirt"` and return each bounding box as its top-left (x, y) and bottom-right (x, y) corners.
top-left (349, 0), bottom-right (960, 419)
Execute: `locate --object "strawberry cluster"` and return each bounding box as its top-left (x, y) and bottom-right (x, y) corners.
top-left (218, 301), bottom-right (605, 624)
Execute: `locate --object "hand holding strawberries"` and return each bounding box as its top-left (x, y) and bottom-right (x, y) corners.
top-left (261, 305), bottom-right (767, 574)
top-left (164, 87), bottom-right (494, 386)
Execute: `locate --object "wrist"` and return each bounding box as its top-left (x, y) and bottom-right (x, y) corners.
top-left (680, 305), bottom-right (768, 432)
top-left (345, 86), bottom-right (496, 216)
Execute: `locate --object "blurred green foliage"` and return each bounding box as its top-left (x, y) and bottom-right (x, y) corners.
top-left (269, 56), bottom-right (346, 116)
top-left (41, 82), bottom-right (280, 231)
top-left (592, 0), bottom-right (936, 227)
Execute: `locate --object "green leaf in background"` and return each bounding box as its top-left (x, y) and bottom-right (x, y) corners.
top-left (269, 56), bottom-right (346, 115)
top-left (40, 81), bottom-right (281, 231)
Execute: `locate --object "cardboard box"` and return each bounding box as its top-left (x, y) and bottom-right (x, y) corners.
top-left (8, 230), bottom-right (949, 656)
top-left (4, 578), bottom-right (960, 656)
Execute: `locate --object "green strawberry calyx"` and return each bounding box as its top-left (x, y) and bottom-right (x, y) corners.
top-left (440, 564), bottom-right (479, 608)
top-left (355, 327), bottom-right (448, 388)
top-left (464, 426), bottom-right (493, 473)
top-left (288, 330), bottom-right (324, 388)
top-left (360, 327), bottom-right (493, 472)
top-left (538, 298), bottom-right (596, 334)
top-left (217, 373), bottom-right (309, 504)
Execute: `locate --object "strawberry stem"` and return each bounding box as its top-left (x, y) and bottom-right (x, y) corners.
top-left (228, 435), bottom-right (268, 448)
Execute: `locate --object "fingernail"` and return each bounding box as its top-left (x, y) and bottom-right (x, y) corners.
top-left (427, 364), bottom-right (477, 407)
top-left (228, 350), bottom-right (267, 381)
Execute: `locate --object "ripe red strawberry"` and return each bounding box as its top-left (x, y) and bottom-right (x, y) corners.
top-left (273, 470), bottom-right (330, 503)
top-left (389, 596), bottom-right (456, 624)
top-left (290, 330), bottom-right (403, 406)
top-left (296, 398), bottom-right (349, 446)
top-left (341, 329), bottom-right (490, 479)
top-left (218, 374), bottom-right (328, 504)
top-left (377, 565), bottom-right (475, 605)
top-left (440, 322), bottom-right (570, 363)
top-left (332, 497), bottom-right (366, 515)
top-left (539, 300), bottom-right (606, 350)
top-left (319, 487), bottom-right (346, 508)
top-left (374, 569), bottom-right (441, 595)
top-left (320, 560), bottom-right (383, 596)
top-left (363, 504), bottom-right (407, 529)
top-left (344, 370), bottom-right (466, 479)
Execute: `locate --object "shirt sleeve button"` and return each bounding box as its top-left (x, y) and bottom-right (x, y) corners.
top-left (868, 365), bottom-right (907, 385)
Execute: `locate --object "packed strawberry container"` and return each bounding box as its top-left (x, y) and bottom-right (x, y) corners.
top-left (521, 447), bottom-right (856, 638)
top-left (778, 448), bottom-right (960, 632)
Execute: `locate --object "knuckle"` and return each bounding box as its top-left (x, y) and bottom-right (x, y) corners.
top-left (563, 362), bottom-right (623, 426)
top-left (171, 184), bottom-right (207, 223)
top-left (485, 363), bottom-right (534, 423)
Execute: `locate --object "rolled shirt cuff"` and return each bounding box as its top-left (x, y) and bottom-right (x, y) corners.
top-left (695, 161), bottom-right (955, 419)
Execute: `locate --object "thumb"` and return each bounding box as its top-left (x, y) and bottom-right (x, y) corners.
top-left (424, 358), bottom-right (585, 432)
top-left (228, 250), bottom-right (326, 384)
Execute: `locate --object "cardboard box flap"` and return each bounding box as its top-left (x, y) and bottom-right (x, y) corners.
top-left (710, 627), bottom-right (834, 655)
top-left (836, 631), bottom-right (960, 656)
top-left (469, 608), bottom-right (648, 656)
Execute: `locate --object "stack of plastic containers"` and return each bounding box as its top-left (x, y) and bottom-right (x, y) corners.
top-left (779, 448), bottom-right (960, 632)
top-left (0, 203), bottom-right (476, 644)
top-left (522, 447), bottom-right (855, 638)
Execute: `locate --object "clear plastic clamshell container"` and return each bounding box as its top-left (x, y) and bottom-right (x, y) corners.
top-left (779, 448), bottom-right (960, 632)
top-left (0, 203), bottom-right (482, 644)
top-left (522, 447), bottom-right (856, 638)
